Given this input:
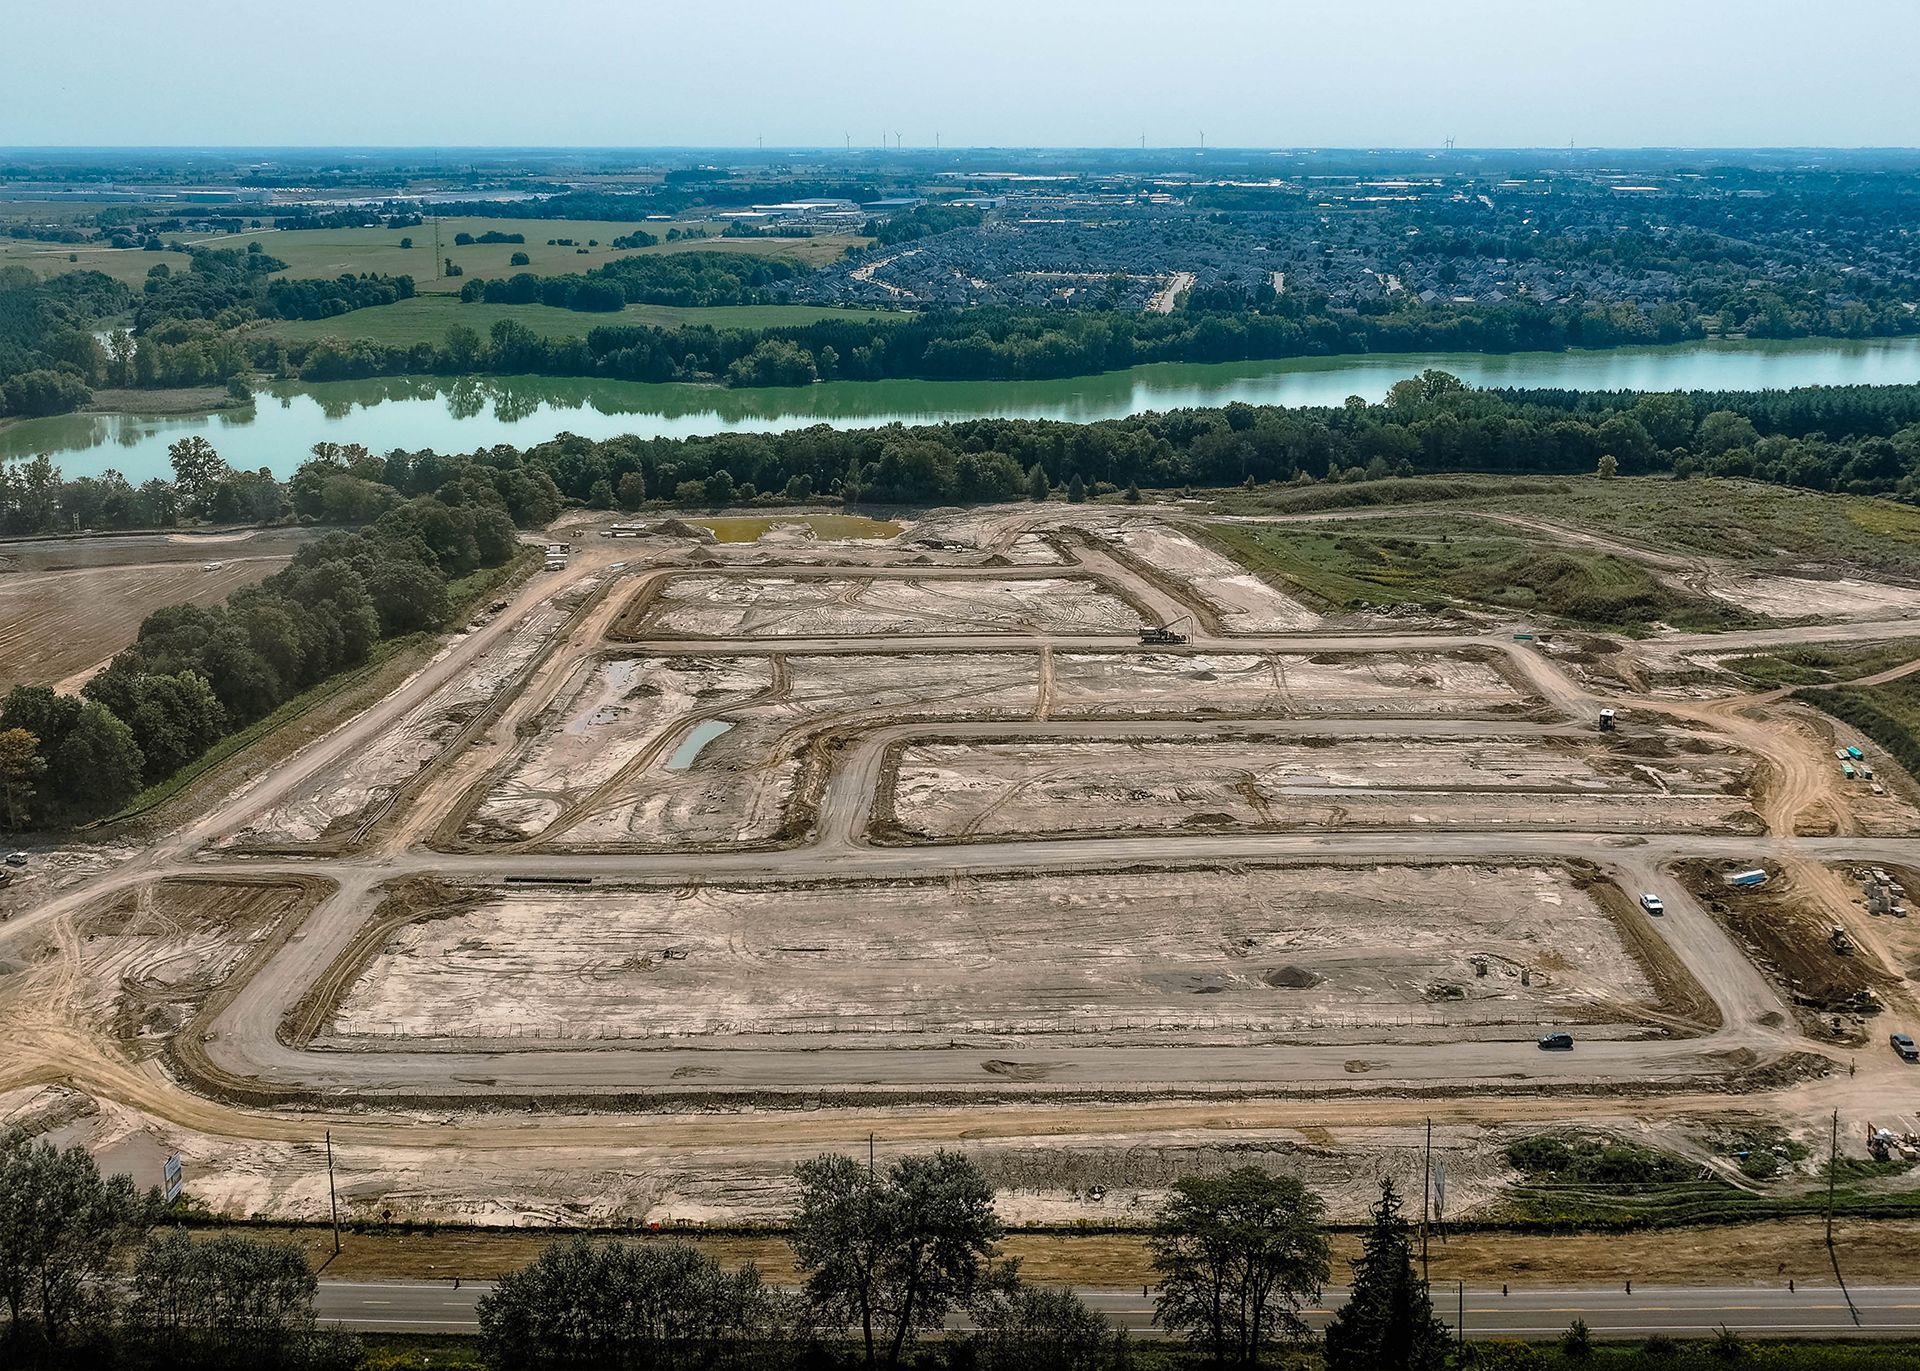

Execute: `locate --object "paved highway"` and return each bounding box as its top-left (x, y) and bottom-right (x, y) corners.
top-left (314, 1278), bottom-right (1913, 1339)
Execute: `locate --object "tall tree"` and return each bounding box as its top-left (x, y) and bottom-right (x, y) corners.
top-left (1323, 1177), bottom-right (1450, 1371)
top-left (1025, 462), bottom-right (1051, 501)
top-left (1150, 1167), bottom-right (1330, 1368)
top-left (49, 700), bottom-right (145, 821)
top-left (0, 728), bottom-right (45, 830)
top-left (166, 436), bottom-right (228, 520)
top-left (0, 1137), bottom-right (149, 1354)
top-left (790, 1150), bottom-right (1002, 1369)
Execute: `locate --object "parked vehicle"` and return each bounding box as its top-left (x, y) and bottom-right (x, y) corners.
top-left (3, 852), bottom-right (26, 868)
top-left (1639, 893), bottom-right (1665, 916)
top-left (1892, 1033), bottom-right (1919, 1062)
top-left (1538, 1032), bottom-right (1575, 1051)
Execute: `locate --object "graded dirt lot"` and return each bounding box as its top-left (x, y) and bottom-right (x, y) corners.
top-left (8, 501), bottom-right (1920, 1244)
top-left (621, 572), bottom-right (1144, 638)
top-left (458, 651), bottom-right (1036, 849)
top-left (325, 863), bottom-right (1663, 1045)
top-left (883, 731), bottom-right (1759, 843)
top-left (1048, 649), bottom-right (1536, 717)
top-left (0, 529), bottom-right (315, 690)
top-left (1099, 523), bottom-right (1321, 630)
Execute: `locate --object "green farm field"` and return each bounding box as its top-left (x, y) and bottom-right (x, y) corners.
top-left (0, 235), bottom-right (195, 286)
top-left (0, 216), bottom-right (868, 291)
top-left (254, 294), bottom-right (903, 345)
top-left (260, 218), bottom-right (866, 289)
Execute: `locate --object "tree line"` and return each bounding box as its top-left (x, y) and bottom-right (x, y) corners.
top-left (263, 294), bottom-right (1731, 392)
top-left (471, 1154), bottom-right (1452, 1370)
top-left (0, 439), bottom-right (542, 829)
top-left (0, 265), bottom-right (129, 418)
top-left (457, 250), bottom-right (810, 312)
top-left (2, 1130), bottom-right (1457, 1370)
top-left (0, 1134), bottom-right (357, 1369)
top-left (348, 375), bottom-right (1920, 517)
top-left (6, 375), bottom-right (1920, 549)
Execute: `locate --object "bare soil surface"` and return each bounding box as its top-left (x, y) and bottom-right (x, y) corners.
top-left (885, 732), bottom-right (1758, 843)
top-left (12, 501), bottom-right (1920, 1253)
top-left (625, 573), bottom-right (1144, 638)
top-left (0, 559), bottom-right (288, 691)
top-left (328, 864), bottom-right (1664, 1045)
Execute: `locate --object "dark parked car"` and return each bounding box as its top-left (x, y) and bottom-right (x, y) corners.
top-left (1538, 1032), bottom-right (1576, 1051)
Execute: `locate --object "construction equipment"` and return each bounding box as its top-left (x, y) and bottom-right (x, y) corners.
top-left (1138, 614), bottom-right (1192, 646)
top-left (1830, 925), bottom-right (1855, 955)
top-left (1598, 708), bottom-right (1617, 732)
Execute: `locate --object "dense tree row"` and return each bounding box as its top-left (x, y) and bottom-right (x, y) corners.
top-left (8, 376), bottom-right (1920, 550)
top-left (371, 376), bottom-right (1920, 515)
top-left (133, 245), bottom-right (412, 331)
top-left (458, 250), bottom-right (809, 312)
top-left (0, 1136), bottom-right (354, 1369)
top-left (0, 266), bottom-right (130, 418)
top-left (0, 441), bottom-right (537, 828)
top-left (262, 293), bottom-right (1738, 392)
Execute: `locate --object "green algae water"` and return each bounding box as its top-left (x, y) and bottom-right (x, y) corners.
top-left (7, 336), bottom-right (1920, 482)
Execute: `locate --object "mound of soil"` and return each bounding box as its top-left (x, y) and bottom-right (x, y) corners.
top-left (1264, 965), bottom-right (1322, 989)
top-left (654, 518), bottom-right (718, 543)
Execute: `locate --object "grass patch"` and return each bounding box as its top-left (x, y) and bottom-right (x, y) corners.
top-left (1797, 675), bottom-right (1920, 780)
top-left (1218, 475), bottom-right (1920, 580)
top-left (256, 295), bottom-right (904, 347)
top-left (1206, 518), bottom-right (1746, 631)
top-left (1720, 642), bottom-right (1920, 688)
top-left (0, 234), bottom-right (195, 285)
top-left (354, 1333), bottom-right (488, 1370)
top-left (1209, 474), bottom-right (1576, 516)
top-left (1480, 477), bottom-right (1920, 578)
top-left (0, 217), bottom-right (866, 292)
top-left (1506, 1135), bottom-right (1702, 1188)
top-left (253, 218), bottom-right (862, 293)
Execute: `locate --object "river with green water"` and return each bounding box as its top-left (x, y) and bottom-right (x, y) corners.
top-left (6, 335), bottom-right (1919, 482)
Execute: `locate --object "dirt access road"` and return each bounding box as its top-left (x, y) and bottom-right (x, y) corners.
top-left (5, 505), bottom-right (1920, 1229)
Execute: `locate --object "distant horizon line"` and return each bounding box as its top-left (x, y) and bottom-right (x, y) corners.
top-left (4, 143), bottom-right (1920, 154)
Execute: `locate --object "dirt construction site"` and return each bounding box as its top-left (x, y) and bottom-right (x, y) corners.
top-left (6, 502), bottom-right (1920, 1241)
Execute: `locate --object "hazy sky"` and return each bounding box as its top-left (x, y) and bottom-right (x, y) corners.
top-left (6, 0), bottom-right (1916, 148)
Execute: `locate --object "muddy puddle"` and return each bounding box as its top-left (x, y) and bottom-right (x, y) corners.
top-left (666, 719), bottom-right (735, 770)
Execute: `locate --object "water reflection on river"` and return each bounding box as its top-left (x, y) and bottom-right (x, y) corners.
top-left (5, 335), bottom-right (1919, 482)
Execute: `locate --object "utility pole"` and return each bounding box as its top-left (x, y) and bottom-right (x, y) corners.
top-left (1457, 1280), bottom-right (1464, 1348)
top-left (1421, 1117), bottom-right (1432, 1284)
top-left (1825, 1108), bottom-right (1840, 1248)
top-left (326, 1131), bottom-right (342, 1256)
top-left (869, 1132), bottom-right (876, 1180)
